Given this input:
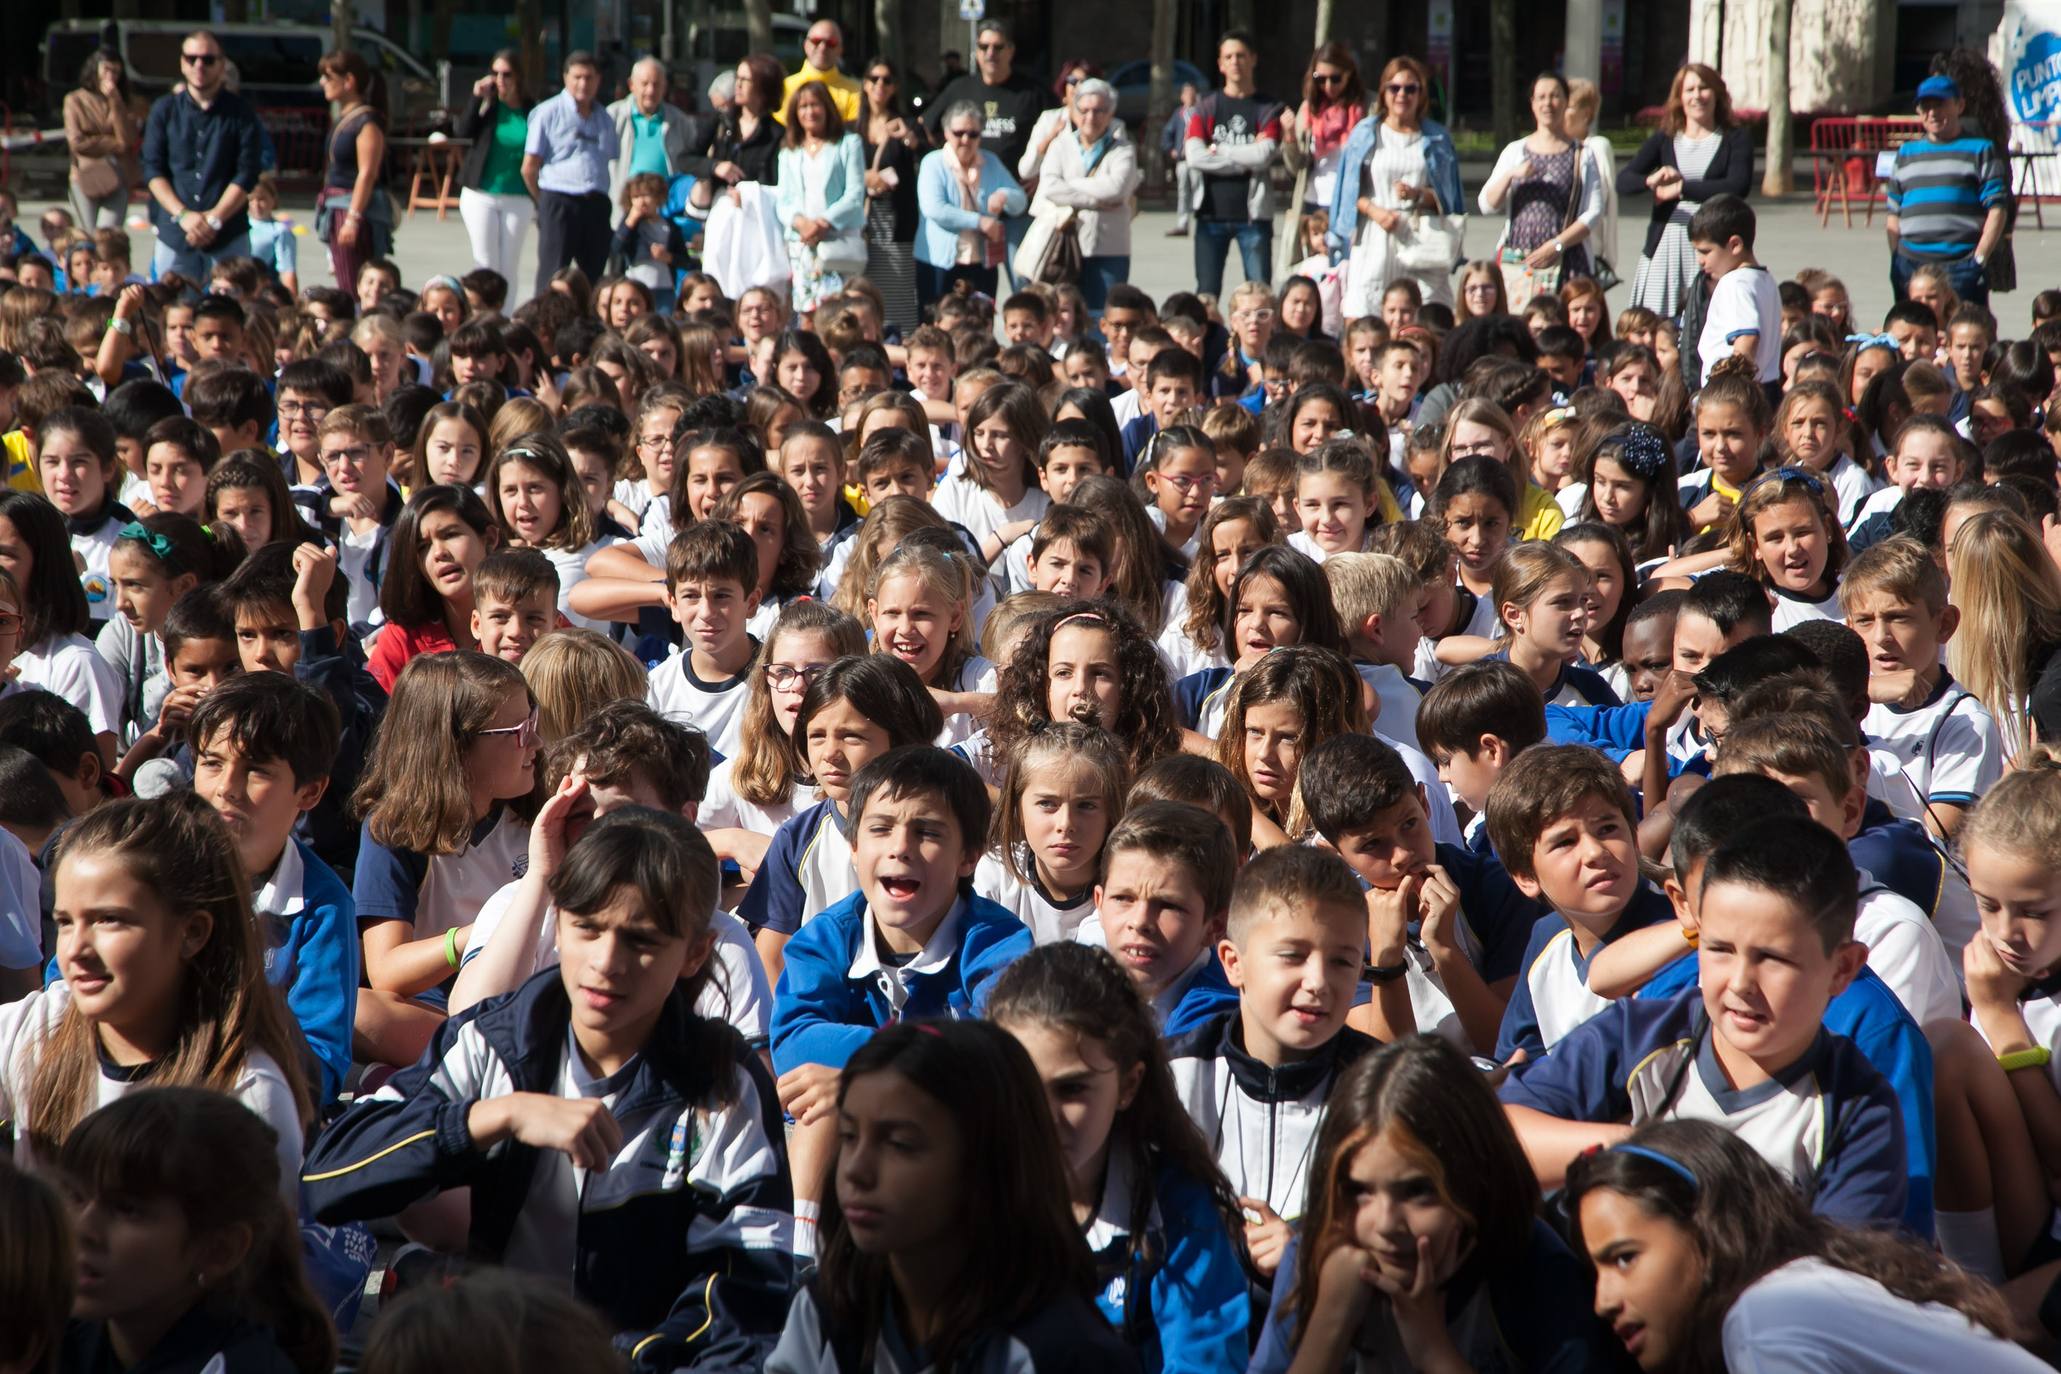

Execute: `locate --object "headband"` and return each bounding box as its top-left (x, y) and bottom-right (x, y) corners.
top-left (1741, 465), bottom-right (1826, 501)
top-left (1844, 332), bottom-right (1898, 353)
top-left (1612, 424), bottom-right (1672, 480)
top-left (1609, 1142), bottom-right (1700, 1193)
top-left (117, 521), bottom-right (182, 571)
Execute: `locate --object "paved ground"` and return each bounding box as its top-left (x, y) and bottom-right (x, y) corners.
top-left (17, 187), bottom-right (2061, 331)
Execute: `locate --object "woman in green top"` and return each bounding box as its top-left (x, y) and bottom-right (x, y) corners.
top-left (454, 49), bottom-right (536, 300)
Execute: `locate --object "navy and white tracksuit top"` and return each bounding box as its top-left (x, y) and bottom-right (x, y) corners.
top-left (301, 969), bottom-right (795, 1371)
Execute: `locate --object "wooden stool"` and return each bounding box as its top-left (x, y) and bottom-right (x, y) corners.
top-left (405, 140), bottom-right (463, 220)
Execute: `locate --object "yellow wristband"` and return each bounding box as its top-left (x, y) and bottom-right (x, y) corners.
top-left (445, 925), bottom-right (462, 970)
top-left (1998, 1046), bottom-right (2052, 1074)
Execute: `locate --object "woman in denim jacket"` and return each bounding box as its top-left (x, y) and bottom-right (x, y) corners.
top-left (1327, 56), bottom-right (1464, 313)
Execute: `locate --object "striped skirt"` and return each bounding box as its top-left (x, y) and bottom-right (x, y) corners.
top-left (864, 199), bottom-right (921, 334)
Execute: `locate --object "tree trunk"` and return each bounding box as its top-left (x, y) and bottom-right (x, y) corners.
top-left (875, 0), bottom-right (904, 78)
top-left (745, 0), bottom-right (775, 56)
top-left (1148, 0), bottom-right (1176, 193)
top-left (519, 0), bottom-right (544, 96)
top-left (1490, 0), bottom-right (1518, 146)
top-left (332, 0), bottom-right (355, 59)
top-left (1763, 0), bottom-right (1795, 195)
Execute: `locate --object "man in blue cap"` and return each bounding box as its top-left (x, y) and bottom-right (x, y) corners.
top-left (1883, 74), bottom-right (2009, 309)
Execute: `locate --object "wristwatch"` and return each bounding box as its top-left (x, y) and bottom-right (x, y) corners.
top-left (205, 213), bottom-right (224, 233)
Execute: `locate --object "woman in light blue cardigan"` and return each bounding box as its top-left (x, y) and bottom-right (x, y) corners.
top-left (914, 99), bottom-right (1027, 308)
top-left (775, 80), bottom-right (869, 318)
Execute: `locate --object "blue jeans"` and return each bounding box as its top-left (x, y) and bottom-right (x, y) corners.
top-left (151, 231), bottom-right (253, 288)
top-left (1079, 255), bottom-right (1129, 313)
top-left (1890, 249), bottom-right (1988, 311)
top-left (1193, 219), bottom-right (1271, 299)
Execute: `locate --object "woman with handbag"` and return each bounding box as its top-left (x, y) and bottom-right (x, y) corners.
top-left (1024, 79), bottom-right (1139, 314)
top-left (1479, 72), bottom-right (1605, 308)
top-left (914, 101), bottom-right (1026, 309)
top-left (859, 60), bottom-right (928, 335)
top-left (64, 48), bottom-right (139, 232)
top-left (1616, 64), bottom-right (1750, 321)
top-left (1327, 56), bottom-right (1463, 315)
top-left (453, 50), bottom-right (535, 297)
top-left (775, 81), bottom-right (867, 320)
top-left (316, 51), bottom-right (392, 301)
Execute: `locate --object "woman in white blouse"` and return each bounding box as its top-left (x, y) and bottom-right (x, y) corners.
top-left (1478, 72), bottom-right (1605, 287)
top-left (1026, 78), bottom-right (1141, 314)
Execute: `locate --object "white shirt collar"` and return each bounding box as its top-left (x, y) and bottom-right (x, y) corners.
top-left (848, 896), bottom-right (966, 1010)
top-left (252, 840), bottom-right (307, 920)
top-left (1147, 949), bottom-right (1211, 1028)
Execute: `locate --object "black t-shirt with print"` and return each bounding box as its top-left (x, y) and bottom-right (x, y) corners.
top-left (1186, 89), bottom-right (1282, 222)
top-left (924, 72), bottom-right (1050, 173)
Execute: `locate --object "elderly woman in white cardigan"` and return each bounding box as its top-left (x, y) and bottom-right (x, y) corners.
top-left (1025, 79), bottom-right (1141, 313)
top-left (914, 100), bottom-right (1027, 307)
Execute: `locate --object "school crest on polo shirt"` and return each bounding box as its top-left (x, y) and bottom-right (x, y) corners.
top-left (82, 571), bottom-right (110, 610)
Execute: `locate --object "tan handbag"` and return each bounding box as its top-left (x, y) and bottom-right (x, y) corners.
top-left (75, 158), bottom-right (122, 200)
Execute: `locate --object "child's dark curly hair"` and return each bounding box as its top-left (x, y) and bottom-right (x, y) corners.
top-left (988, 597), bottom-right (1180, 777)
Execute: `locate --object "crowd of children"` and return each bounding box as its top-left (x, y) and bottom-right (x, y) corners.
top-left (11, 98), bottom-right (2061, 1373)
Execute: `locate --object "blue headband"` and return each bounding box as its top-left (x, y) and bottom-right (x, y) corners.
top-left (1612, 424), bottom-right (1671, 480)
top-left (1610, 1143), bottom-right (1700, 1193)
top-left (1845, 332), bottom-right (1898, 353)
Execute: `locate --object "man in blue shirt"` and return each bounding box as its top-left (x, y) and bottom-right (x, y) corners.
top-left (522, 50), bottom-right (620, 299)
top-left (1885, 74), bottom-right (2009, 309)
top-left (140, 30), bottom-right (265, 286)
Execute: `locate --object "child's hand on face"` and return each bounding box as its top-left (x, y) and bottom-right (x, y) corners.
top-left (290, 544), bottom-right (338, 628)
top-left (329, 492), bottom-right (380, 522)
top-left (1964, 929), bottom-right (2032, 1013)
top-left (157, 681), bottom-right (209, 732)
top-left (530, 773), bottom-right (589, 882)
top-left (1242, 1198), bottom-right (1293, 1275)
top-left (1644, 669), bottom-right (1699, 740)
top-left (1416, 865), bottom-right (1464, 962)
top-left (776, 1062), bottom-right (843, 1125)
top-left (1364, 879), bottom-right (1416, 966)
top-left (1867, 668), bottom-right (1922, 707)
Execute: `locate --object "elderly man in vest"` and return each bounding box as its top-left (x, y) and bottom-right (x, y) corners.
top-left (607, 57), bottom-right (701, 226)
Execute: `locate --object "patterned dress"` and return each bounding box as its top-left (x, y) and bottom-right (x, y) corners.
top-left (1507, 143), bottom-right (1590, 280)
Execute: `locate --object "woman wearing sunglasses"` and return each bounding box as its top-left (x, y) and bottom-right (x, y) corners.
top-left (454, 48), bottom-right (536, 294)
top-left (1281, 43), bottom-right (1366, 217)
top-left (858, 60), bottom-right (930, 334)
top-left (1327, 55), bottom-right (1464, 316)
top-left (914, 100), bottom-right (1026, 308)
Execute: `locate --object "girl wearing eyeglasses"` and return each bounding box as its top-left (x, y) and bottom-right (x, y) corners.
top-left (1329, 56), bottom-right (1464, 316)
top-left (351, 650), bottom-right (541, 1066)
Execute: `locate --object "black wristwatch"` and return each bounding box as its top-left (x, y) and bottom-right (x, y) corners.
top-left (1363, 960), bottom-right (1408, 985)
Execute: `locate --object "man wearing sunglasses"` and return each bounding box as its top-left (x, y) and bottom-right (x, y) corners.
top-left (140, 30), bottom-right (264, 286)
top-left (922, 19), bottom-right (1050, 179)
top-left (780, 20), bottom-right (861, 124)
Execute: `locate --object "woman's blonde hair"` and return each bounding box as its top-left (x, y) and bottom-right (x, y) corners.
top-left (521, 629), bottom-right (648, 747)
top-left (32, 795), bottom-right (315, 1158)
top-left (355, 650), bottom-right (539, 854)
top-left (1949, 510), bottom-right (2061, 758)
top-left (489, 396), bottom-right (554, 457)
top-left (730, 601), bottom-right (868, 807)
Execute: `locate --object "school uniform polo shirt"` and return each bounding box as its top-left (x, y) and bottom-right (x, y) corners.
top-left (973, 845), bottom-right (1095, 946)
top-left (1501, 989), bottom-right (1908, 1225)
top-left (1494, 883), bottom-right (1674, 1062)
top-left (1863, 673), bottom-right (2002, 815)
top-left (646, 643), bottom-right (755, 760)
top-left (737, 798), bottom-right (856, 937)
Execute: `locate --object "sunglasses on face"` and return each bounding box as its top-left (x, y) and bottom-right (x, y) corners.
top-left (948, 128), bottom-right (981, 140)
top-left (977, 43), bottom-right (1009, 53)
top-left (1313, 72), bottom-right (1344, 86)
top-left (865, 73), bottom-right (894, 84)
top-left (474, 709), bottom-right (540, 749)
top-left (807, 35), bottom-right (839, 47)
top-left (1387, 83), bottom-right (1420, 95)
top-left (183, 51), bottom-right (220, 66)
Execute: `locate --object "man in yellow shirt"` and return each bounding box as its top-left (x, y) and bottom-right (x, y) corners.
top-left (779, 20), bottom-right (861, 123)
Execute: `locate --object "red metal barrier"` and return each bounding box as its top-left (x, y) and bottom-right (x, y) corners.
top-left (1807, 116), bottom-right (1924, 228)
top-left (259, 105), bottom-right (331, 192)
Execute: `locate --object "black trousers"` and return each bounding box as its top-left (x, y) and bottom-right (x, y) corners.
top-left (534, 189), bottom-right (612, 297)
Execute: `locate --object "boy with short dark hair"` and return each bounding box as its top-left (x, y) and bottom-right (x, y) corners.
top-left (1498, 815), bottom-right (1909, 1227)
top-left (184, 365), bottom-right (277, 457)
top-left (1121, 348), bottom-right (1205, 466)
top-left (1416, 661), bottom-right (1548, 852)
top-left (1619, 590), bottom-right (1683, 703)
top-left (116, 585), bottom-right (241, 787)
top-left (447, 317), bottom-right (510, 390)
top-left (460, 268), bottom-right (508, 315)
top-left (1839, 536), bottom-right (2000, 841)
top-left (183, 295), bottom-right (249, 379)
top-left (1002, 291), bottom-right (1055, 351)
top-left (311, 403), bottom-right (405, 632)
top-left (1884, 299), bottom-right (1940, 364)
top-left (1486, 744), bottom-right (1673, 1061)
top-left (0, 690), bottom-right (105, 832)
top-left (1532, 325), bottom-right (1586, 394)
top-left (471, 549), bottom-right (561, 665)
top-left (275, 358), bottom-right (355, 488)
top-left (1690, 193), bottom-right (1780, 387)
top-left (187, 673), bottom-right (356, 1100)
top-left (1301, 733), bottom-right (1542, 1056)
top-left (1197, 400), bottom-right (1259, 494)
top-left (218, 542), bottom-right (385, 874)
top-left (1166, 843), bottom-right (1378, 1279)
top-left (1023, 504), bottom-right (1112, 600)
top-left (649, 522), bottom-right (759, 757)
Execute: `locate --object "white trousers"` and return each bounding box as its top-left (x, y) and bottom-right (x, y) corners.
top-left (459, 188), bottom-right (534, 302)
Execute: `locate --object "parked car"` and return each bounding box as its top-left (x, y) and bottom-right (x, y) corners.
top-left (679, 12), bottom-right (809, 106)
top-left (1107, 59), bottom-right (1212, 128)
top-left (41, 19), bottom-right (438, 135)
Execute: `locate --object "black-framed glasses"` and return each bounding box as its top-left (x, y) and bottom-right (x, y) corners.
top-left (182, 51), bottom-right (220, 66)
top-left (864, 72), bottom-right (894, 84)
top-left (321, 444), bottom-right (377, 467)
top-left (277, 401), bottom-right (330, 420)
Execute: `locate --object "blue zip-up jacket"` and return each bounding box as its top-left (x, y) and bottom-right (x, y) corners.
top-left (1638, 949), bottom-right (1937, 1238)
top-left (1325, 117), bottom-right (1465, 262)
top-left (302, 969), bottom-right (795, 1370)
top-left (769, 891), bottom-right (1033, 1073)
top-left (1086, 1154), bottom-right (1247, 1374)
top-left (1159, 952), bottom-right (1241, 1040)
top-left (1851, 798), bottom-right (1948, 923)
